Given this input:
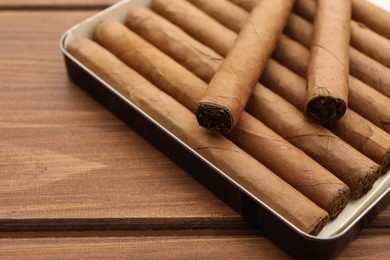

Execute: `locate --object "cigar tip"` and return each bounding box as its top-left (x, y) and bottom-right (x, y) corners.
top-left (351, 164), bottom-right (381, 200)
top-left (381, 149), bottom-right (390, 175)
top-left (195, 102), bottom-right (234, 133)
top-left (305, 96), bottom-right (347, 122)
top-left (328, 186), bottom-right (350, 220)
top-left (309, 213), bottom-right (329, 236)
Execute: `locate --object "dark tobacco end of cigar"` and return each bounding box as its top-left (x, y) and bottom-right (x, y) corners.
top-left (310, 214), bottom-right (329, 236)
top-left (381, 150), bottom-right (390, 175)
top-left (328, 188), bottom-right (350, 220)
top-left (305, 96), bottom-right (347, 122)
top-left (196, 102), bottom-right (233, 133)
top-left (353, 166), bottom-right (380, 199)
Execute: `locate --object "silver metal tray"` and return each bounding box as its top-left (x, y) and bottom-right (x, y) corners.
top-left (60, 0), bottom-right (390, 258)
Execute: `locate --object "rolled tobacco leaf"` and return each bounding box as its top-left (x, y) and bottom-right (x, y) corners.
top-left (67, 38), bottom-right (329, 235)
top-left (304, 0), bottom-right (351, 122)
top-left (195, 0), bottom-right (295, 132)
top-left (95, 19), bottom-right (350, 218)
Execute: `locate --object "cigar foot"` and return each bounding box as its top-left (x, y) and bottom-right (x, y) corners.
top-left (305, 96), bottom-right (346, 122)
top-left (352, 166), bottom-right (380, 199)
top-left (196, 102), bottom-right (233, 133)
top-left (381, 149), bottom-right (390, 175)
top-left (310, 214), bottom-right (329, 236)
top-left (328, 187), bottom-right (350, 220)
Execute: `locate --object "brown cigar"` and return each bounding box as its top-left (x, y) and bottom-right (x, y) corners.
top-left (304, 0), bottom-right (350, 122)
top-left (95, 19), bottom-right (351, 217)
top-left (67, 38), bottom-right (329, 235)
top-left (123, 10), bottom-right (383, 201)
top-left (186, 0), bottom-right (248, 33)
top-left (261, 59), bottom-right (390, 177)
top-left (294, 0), bottom-right (390, 79)
top-left (273, 35), bottom-right (390, 134)
top-left (152, 0), bottom-right (235, 57)
top-left (195, 0), bottom-right (295, 133)
top-left (352, 0), bottom-right (390, 39)
top-left (285, 13), bottom-right (390, 98)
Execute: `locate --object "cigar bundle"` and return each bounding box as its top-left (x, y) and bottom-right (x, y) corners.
top-left (123, 8), bottom-right (377, 202)
top-left (96, 18), bottom-right (349, 219)
top-left (67, 38), bottom-right (329, 235)
top-left (65, 0), bottom-right (390, 236)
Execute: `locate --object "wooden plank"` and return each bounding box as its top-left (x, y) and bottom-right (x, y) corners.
top-left (0, 0), bottom-right (117, 9)
top-left (0, 228), bottom-right (389, 259)
top-left (0, 11), bottom-right (244, 231)
top-left (0, 234), bottom-right (292, 259)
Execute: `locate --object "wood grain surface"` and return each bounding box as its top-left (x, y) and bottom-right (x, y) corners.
top-left (0, 2), bottom-right (389, 259)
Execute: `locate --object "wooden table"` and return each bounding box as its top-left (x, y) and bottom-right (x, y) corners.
top-left (0, 1), bottom-right (389, 258)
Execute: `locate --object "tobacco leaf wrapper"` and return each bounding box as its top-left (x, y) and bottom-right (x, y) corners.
top-left (295, 0), bottom-right (390, 69)
top-left (66, 38), bottom-right (329, 235)
top-left (95, 19), bottom-right (350, 218)
top-left (285, 13), bottom-right (390, 98)
top-left (304, 0), bottom-right (350, 122)
top-left (195, 0), bottom-right (295, 132)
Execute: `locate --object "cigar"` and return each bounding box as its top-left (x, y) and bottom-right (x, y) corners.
top-left (195, 0), bottom-right (295, 132)
top-left (303, 0), bottom-right (351, 122)
top-left (352, 0), bottom-right (390, 39)
top-left (95, 19), bottom-right (351, 217)
top-left (273, 35), bottom-right (390, 134)
top-left (125, 7), bottom-right (222, 83)
top-left (152, 0), bottom-right (235, 57)
top-left (285, 14), bottom-right (390, 99)
top-left (294, 0), bottom-right (390, 81)
top-left (261, 59), bottom-right (390, 177)
top-left (67, 38), bottom-right (329, 235)
top-left (125, 7), bottom-right (220, 83)
top-left (186, 0), bottom-right (248, 33)
top-left (154, 0), bottom-right (385, 173)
